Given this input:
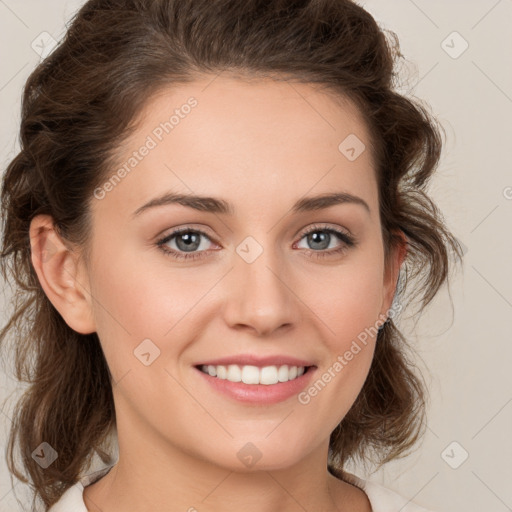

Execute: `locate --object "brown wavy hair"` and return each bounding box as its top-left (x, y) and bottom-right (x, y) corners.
top-left (0, 0), bottom-right (463, 510)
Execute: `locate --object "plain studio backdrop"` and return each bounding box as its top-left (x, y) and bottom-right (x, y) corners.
top-left (0, 1), bottom-right (511, 511)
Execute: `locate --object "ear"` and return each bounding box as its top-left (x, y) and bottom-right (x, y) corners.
top-left (29, 214), bottom-right (96, 334)
top-left (380, 229), bottom-right (408, 318)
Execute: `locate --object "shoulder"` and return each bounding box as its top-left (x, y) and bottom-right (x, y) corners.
top-left (47, 481), bottom-right (87, 512)
top-left (47, 465), bottom-right (115, 512)
top-left (342, 471), bottom-right (438, 512)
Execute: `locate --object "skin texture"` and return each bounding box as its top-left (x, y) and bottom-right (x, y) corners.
top-left (29, 74), bottom-right (406, 512)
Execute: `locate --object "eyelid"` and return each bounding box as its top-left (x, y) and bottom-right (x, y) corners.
top-left (298, 222), bottom-right (354, 238)
top-left (155, 223), bottom-right (216, 240)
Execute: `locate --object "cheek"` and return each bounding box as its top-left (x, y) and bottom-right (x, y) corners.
top-left (87, 241), bottom-right (211, 374)
top-left (305, 258), bottom-right (385, 342)
top-left (298, 254), bottom-right (384, 404)
top-left (299, 269), bottom-right (382, 426)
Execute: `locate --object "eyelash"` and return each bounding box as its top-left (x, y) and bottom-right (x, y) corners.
top-left (156, 224), bottom-right (357, 262)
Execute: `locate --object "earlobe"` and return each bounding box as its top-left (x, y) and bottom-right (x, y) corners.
top-left (29, 214), bottom-right (96, 334)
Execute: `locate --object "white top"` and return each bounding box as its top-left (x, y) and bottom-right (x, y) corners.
top-left (47, 464), bottom-right (436, 512)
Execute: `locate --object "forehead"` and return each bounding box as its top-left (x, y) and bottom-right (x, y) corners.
top-left (95, 74), bottom-right (378, 221)
top-left (133, 74), bottom-right (371, 148)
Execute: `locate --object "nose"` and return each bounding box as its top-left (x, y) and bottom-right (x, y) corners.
top-left (222, 245), bottom-right (300, 337)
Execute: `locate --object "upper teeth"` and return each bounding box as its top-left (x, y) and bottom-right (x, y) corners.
top-left (200, 364), bottom-right (306, 385)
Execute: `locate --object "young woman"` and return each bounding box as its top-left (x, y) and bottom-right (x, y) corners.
top-left (0, 1), bottom-right (463, 511)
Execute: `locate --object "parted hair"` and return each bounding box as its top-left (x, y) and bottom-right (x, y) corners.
top-left (0, 0), bottom-right (462, 510)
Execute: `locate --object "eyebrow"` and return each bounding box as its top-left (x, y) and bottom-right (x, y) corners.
top-left (132, 191), bottom-right (371, 218)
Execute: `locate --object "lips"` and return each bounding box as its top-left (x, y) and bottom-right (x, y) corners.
top-left (194, 362), bottom-right (317, 404)
top-left (193, 353), bottom-right (316, 368)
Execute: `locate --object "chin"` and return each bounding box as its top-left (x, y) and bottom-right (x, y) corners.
top-left (207, 439), bottom-right (310, 473)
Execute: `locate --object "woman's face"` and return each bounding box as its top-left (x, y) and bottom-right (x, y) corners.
top-left (79, 74), bottom-right (401, 472)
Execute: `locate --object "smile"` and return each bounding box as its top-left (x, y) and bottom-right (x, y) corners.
top-left (197, 364), bottom-right (311, 385)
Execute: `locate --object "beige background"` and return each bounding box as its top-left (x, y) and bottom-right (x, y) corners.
top-left (0, 1), bottom-right (511, 511)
